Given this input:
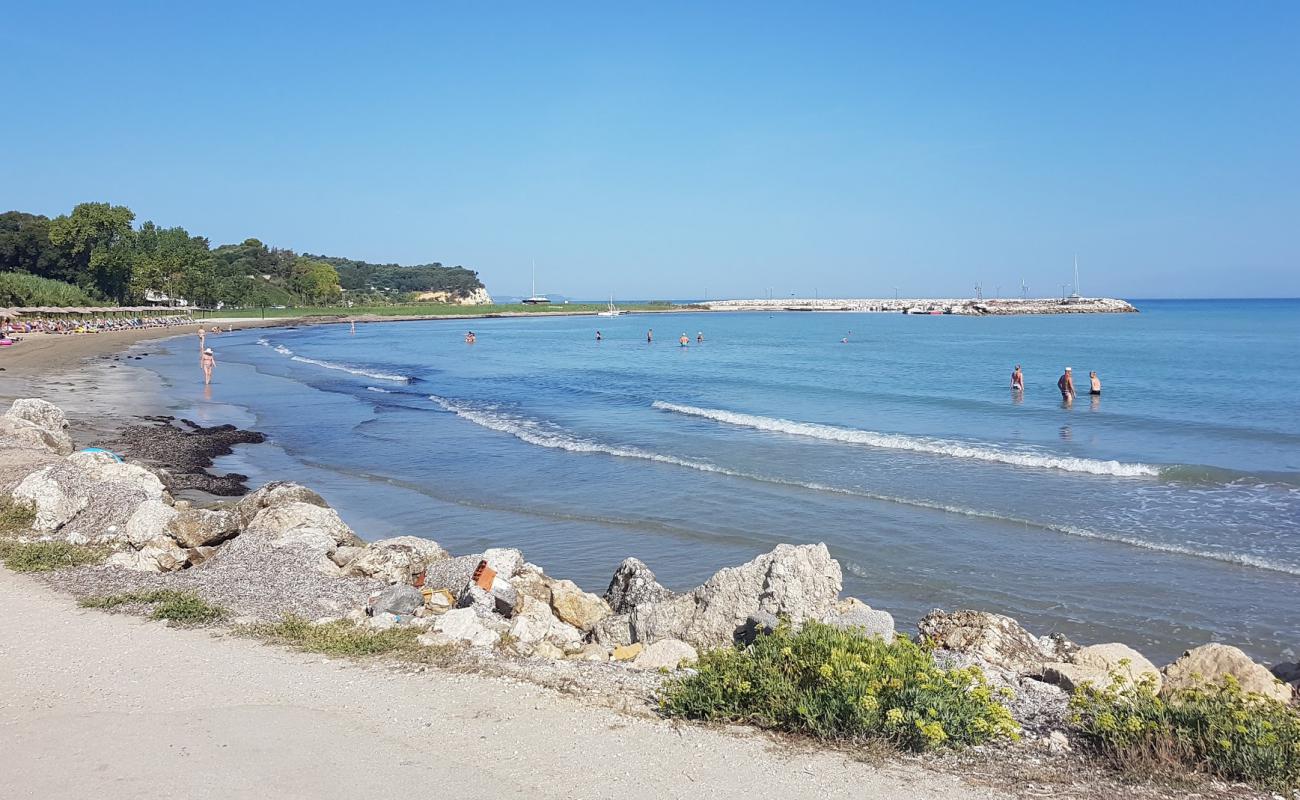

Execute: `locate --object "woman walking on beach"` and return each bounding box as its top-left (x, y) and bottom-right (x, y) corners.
top-left (201, 347), bottom-right (216, 385)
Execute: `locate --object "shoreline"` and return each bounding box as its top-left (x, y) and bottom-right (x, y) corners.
top-left (1, 381), bottom-right (1295, 796)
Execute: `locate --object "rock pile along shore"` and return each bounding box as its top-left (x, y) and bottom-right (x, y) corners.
top-left (2, 397), bottom-right (1294, 739)
top-left (703, 297), bottom-right (1138, 315)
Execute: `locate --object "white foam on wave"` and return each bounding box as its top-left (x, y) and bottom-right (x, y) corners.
top-left (258, 338), bottom-right (410, 383)
top-left (653, 401), bottom-right (1161, 478)
top-left (433, 394), bottom-right (1299, 576)
top-left (366, 386), bottom-right (393, 393)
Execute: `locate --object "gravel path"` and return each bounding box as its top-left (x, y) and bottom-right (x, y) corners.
top-left (0, 568), bottom-right (1010, 800)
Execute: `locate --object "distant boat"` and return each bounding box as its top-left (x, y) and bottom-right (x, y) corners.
top-left (597, 294), bottom-right (621, 317)
top-left (522, 260), bottom-right (550, 305)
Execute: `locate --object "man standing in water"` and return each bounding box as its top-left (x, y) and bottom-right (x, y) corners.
top-left (1089, 371), bottom-right (1102, 395)
top-left (1058, 367), bottom-right (1075, 401)
top-left (1011, 365), bottom-right (1024, 391)
top-left (647, 328), bottom-right (653, 343)
top-left (595, 330), bottom-right (602, 342)
top-left (201, 347), bottom-right (216, 385)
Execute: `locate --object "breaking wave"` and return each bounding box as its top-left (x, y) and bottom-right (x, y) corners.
top-left (652, 401), bottom-right (1161, 478)
top-left (258, 339), bottom-right (411, 383)
top-left (430, 395), bottom-right (1300, 576)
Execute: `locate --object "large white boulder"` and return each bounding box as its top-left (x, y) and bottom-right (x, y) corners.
top-left (631, 543), bottom-right (843, 650)
top-left (242, 502), bottom-right (364, 573)
top-left (1163, 644), bottom-right (1291, 703)
top-left (340, 536), bottom-right (449, 584)
top-left (0, 399), bottom-right (74, 455)
top-left (549, 579), bottom-right (612, 632)
top-left (821, 597), bottom-right (895, 640)
top-left (420, 607), bottom-right (502, 648)
top-left (12, 467), bottom-right (85, 531)
top-left (233, 481), bottom-right (329, 527)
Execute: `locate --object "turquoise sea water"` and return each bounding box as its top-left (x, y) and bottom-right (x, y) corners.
top-left (133, 300), bottom-right (1300, 663)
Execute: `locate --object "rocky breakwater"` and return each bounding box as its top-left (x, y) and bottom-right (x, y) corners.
top-left (2, 397), bottom-right (1294, 737)
top-left (704, 297), bottom-right (1138, 315)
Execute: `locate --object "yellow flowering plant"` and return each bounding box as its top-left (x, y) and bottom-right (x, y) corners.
top-left (659, 621), bottom-right (1019, 751)
top-left (1069, 669), bottom-right (1300, 790)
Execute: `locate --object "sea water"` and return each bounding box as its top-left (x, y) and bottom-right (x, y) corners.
top-left (133, 300), bottom-right (1300, 663)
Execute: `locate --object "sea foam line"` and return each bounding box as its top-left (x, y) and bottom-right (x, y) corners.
top-left (431, 395), bottom-right (1299, 576)
top-left (258, 339), bottom-right (411, 382)
top-left (652, 401), bottom-right (1161, 478)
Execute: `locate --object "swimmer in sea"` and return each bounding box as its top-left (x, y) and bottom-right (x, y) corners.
top-left (595, 330), bottom-right (602, 342)
top-left (696, 331), bottom-right (703, 343)
top-left (679, 333), bottom-right (690, 346)
top-left (1089, 371), bottom-right (1101, 395)
top-left (1011, 364), bottom-right (1024, 391)
top-left (465, 331), bottom-right (476, 344)
top-left (1058, 367), bottom-right (1076, 401)
top-left (647, 328), bottom-right (653, 343)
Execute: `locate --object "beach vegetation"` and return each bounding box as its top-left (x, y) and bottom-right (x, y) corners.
top-left (0, 539), bottom-right (106, 572)
top-left (0, 271), bottom-right (97, 307)
top-left (0, 498), bottom-right (36, 536)
top-left (1069, 669), bottom-right (1300, 791)
top-left (1, 204), bottom-right (486, 307)
top-left (244, 615), bottom-right (456, 664)
top-left (79, 588), bottom-right (227, 624)
top-left (659, 621), bottom-right (1019, 751)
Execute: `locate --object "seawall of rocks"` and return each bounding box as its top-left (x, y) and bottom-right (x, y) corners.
top-left (2, 397), bottom-right (1294, 741)
top-left (704, 297), bottom-right (1138, 315)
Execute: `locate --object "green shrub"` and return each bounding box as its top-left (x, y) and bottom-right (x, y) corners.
top-left (659, 621), bottom-right (1019, 751)
top-left (80, 588), bottom-right (226, 624)
top-left (1070, 670), bottom-right (1300, 791)
top-left (245, 615), bottom-right (453, 664)
top-left (0, 539), bottom-right (105, 572)
top-left (0, 272), bottom-right (96, 306)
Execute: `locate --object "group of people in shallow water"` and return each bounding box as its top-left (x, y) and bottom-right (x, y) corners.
top-left (589, 329), bottom-right (705, 345)
top-left (1011, 364), bottom-right (1102, 404)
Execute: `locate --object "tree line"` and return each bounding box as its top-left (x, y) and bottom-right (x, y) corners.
top-left (0, 202), bottom-right (485, 307)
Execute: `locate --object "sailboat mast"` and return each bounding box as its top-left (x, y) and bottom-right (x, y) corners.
top-left (1073, 254), bottom-right (1080, 296)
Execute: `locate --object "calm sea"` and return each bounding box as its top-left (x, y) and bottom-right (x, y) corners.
top-left (132, 299), bottom-right (1300, 663)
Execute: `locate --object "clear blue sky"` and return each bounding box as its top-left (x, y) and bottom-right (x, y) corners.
top-left (2, 2), bottom-right (1297, 299)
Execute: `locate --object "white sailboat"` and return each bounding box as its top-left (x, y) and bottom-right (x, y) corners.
top-left (1065, 254), bottom-right (1083, 303)
top-left (597, 293), bottom-right (621, 317)
top-left (522, 260), bottom-right (549, 305)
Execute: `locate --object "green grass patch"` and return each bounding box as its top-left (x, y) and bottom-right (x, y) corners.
top-left (79, 588), bottom-right (226, 624)
top-left (0, 539), bottom-right (105, 572)
top-left (1070, 670), bottom-right (1300, 791)
top-left (659, 621), bottom-right (1019, 751)
top-left (244, 615), bottom-right (454, 664)
top-left (0, 498), bottom-right (36, 536)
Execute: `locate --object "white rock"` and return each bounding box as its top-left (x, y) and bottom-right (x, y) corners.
top-left (243, 502), bottom-right (363, 570)
top-left (123, 499), bottom-right (180, 547)
top-left (482, 547), bottom-right (524, 578)
top-left (12, 467), bottom-right (85, 531)
top-left (632, 639), bottom-right (698, 670)
top-left (343, 535), bottom-right (449, 584)
top-left (1, 399), bottom-right (74, 455)
top-left (549, 579), bottom-right (612, 631)
top-left (631, 543), bottom-right (842, 649)
top-left (529, 641), bottom-right (565, 660)
top-left (430, 607), bottom-right (500, 648)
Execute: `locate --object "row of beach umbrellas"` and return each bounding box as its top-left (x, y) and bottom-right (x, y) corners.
top-left (2, 306), bottom-right (192, 317)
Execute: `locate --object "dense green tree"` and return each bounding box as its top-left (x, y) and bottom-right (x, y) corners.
top-left (48, 202), bottom-right (136, 300)
top-left (290, 257), bottom-right (342, 303)
top-left (3, 202), bottom-right (485, 307)
top-left (130, 222), bottom-right (215, 305)
top-left (0, 212), bottom-right (80, 283)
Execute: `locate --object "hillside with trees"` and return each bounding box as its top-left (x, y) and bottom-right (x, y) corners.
top-left (0, 203), bottom-right (486, 307)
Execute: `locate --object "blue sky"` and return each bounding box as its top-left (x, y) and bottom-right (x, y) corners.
top-left (2, 2), bottom-right (1296, 299)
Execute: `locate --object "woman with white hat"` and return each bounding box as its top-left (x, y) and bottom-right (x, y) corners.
top-left (201, 347), bottom-right (216, 385)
